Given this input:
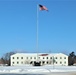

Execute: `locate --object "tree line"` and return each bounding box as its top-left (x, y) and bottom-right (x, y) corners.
top-left (0, 51), bottom-right (76, 66)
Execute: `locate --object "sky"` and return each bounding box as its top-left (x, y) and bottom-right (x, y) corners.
top-left (0, 0), bottom-right (76, 57)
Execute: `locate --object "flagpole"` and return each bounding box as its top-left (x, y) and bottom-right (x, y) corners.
top-left (37, 4), bottom-right (39, 62)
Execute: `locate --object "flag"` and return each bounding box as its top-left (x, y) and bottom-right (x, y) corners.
top-left (39, 4), bottom-right (48, 11)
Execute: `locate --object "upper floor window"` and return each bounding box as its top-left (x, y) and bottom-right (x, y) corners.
top-left (38, 57), bottom-right (40, 59)
top-left (30, 57), bottom-right (32, 59)
top-left (60, 57), bottom-right (62, 59)
top-left (26, 57), bottom-right (28, 59)
top-left (43, 57), bottom-right (44, 59)
top-left (34, 57), bottom-right (36, 59)
top-left (46, 57), bottom-right (48, 59)
top-left (21, 57), bottom-right (23, 59)
top-left (55, 57), bottom-right (57, 59)
top-left (12, 57), bottom-right (14, 59)
top-left (17, 57), bottom-right (19, 59)
top-left (64, 57), bottom-right (66, 59)
top-left (50, 57), bottom-right (52, 59)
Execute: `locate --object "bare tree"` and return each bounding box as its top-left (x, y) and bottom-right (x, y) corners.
top-left (2, 51), bottom-right (15, 66)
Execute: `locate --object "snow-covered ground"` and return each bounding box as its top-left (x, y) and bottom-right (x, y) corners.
top-left (0, 65), bottom-right (76, 75)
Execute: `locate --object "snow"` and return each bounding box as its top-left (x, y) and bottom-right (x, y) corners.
top-left (0, 65), bottom-right (76, 74)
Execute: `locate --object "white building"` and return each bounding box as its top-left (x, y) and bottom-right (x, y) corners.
top-left (10, 53), bottom-right (68, 66)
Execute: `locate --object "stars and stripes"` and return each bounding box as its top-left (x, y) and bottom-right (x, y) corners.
top-left (39, 4), bottom-right (48, 11)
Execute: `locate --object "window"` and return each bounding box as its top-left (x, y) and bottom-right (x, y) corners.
top-left (56, 62), bottom-right (57, 64)
top-left (34, 57), bottom-right (36, 59)
top-left (39, 61), bottom-right (41, 63)
top-left (50, 57), bottom-right (52, 59)
top-left (55, 57), bottom-right (57, 59)
top-left (17, 62), bottom-right (19, 64)
top-left (30, 57), bottom-right (32, 59)
top-left (60, 62), bottom-right (62, 64)
top-left (49, 61), bottom-right (51, 64)
top-left (21, 62), bottom-right (23, 64)
top-left (42, 61), bottom-right (45, 64)
top-left (12, 57), bottom-right (14, 59)
top-left (47, 61), bottom-right (48, 64)
top-left (64, 61), bottom-right (66, 64)
top-left (12, 62), bottom-right (14, 64)
top-left (46, 57), bottom-right (48, 59)
top-left (21, 57), bottom-right (23, 59)
top-left (38, 57), bottom-right (40, 59)
top-left (34, 61), bottom-right (36, 63)
top-left (64, 57), bottom-right (66, 59)
top-left (43, 57), bottom-right (44, 59)
top-left (26, 57), bottom-right (28, 59)
top-left (60, 57), bottom-right (62, 59)
top-left (17, 57), bottom-right (19, 59)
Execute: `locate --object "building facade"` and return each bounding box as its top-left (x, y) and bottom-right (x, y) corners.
top-left (10, 53), bottom-right (68, 66)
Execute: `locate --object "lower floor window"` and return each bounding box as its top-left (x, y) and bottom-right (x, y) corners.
top-left (12, 62), bottom-right (14, 64)
top-left (60, 62), bottom-right (62, 64)
top-left (43, 61), bottom-right (45, 64)
top-left (21, 62), bottom-right (23, 64)
top-left (17, 62), bottom-right (19, 64)
top-left (64, 61), bottom-right (66, 64)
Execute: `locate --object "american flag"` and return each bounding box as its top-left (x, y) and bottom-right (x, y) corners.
top-left (39, 4), bottom-right (48, 11)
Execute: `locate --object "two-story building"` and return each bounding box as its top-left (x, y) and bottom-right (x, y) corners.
top-left (10, 53), bottom-right (68, 66)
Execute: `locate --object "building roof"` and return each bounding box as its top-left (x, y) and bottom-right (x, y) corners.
top-left (11, 53), bottom-right (68, 57)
